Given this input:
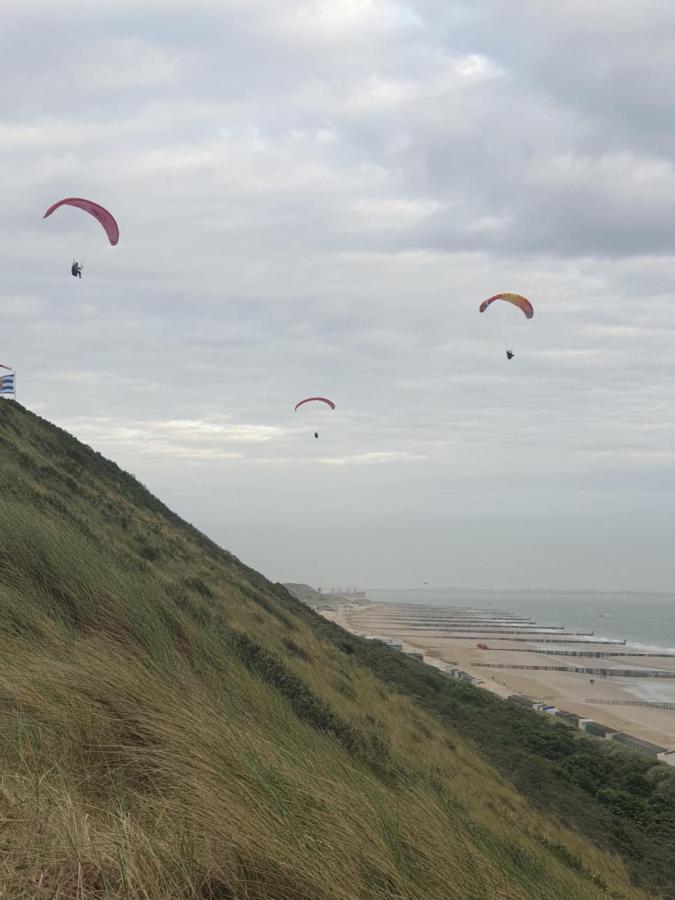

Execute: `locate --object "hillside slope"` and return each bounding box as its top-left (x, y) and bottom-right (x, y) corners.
top-left (0, 401), bottom-right (654, 899)
top-left (282, 583), bottom-right (324, 606)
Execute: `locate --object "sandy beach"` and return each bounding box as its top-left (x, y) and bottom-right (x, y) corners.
top-left (326, 602), bottom-right (675, 751)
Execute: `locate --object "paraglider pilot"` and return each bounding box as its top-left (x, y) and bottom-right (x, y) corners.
top-left (71, 260), bottom-right (83, 279)
top-left (314, 432), bottom-right (319, 439)
top-left (506, 349), bottom-right (515, 360)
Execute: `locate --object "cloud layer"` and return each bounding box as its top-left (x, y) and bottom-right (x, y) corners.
top-left (1, 0), bottom-right (674, 589)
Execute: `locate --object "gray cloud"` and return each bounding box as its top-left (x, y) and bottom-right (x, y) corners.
top-left (1, 0), bottom-right (674, 589)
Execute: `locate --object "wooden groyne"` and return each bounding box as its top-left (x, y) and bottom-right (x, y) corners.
top-left (365, 626), bottom-right (594, 636)
top-left (472, 663), bottom-right (675, 678)
top-left (485, 648), bottom-right (675, 658)
top-left (388, 622), bottom-right (547, 628)
top-left (377, 617), bottom-right (538, 624)
top-left (585, 698), bottom-right (675, 709)
top-left (445, 636), bottom-right (626, 644)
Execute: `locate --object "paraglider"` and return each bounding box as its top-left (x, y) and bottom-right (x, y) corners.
top-left (294, 397), bottom-right (335, 440)
top-left (44, 199), bottom-right (119, 276)
top-left (480, 293), bottom-right (533, 359)
top-left (479, 293), bottom-right (534, 319)
top-left (44, 198), bottom-right (119, 245)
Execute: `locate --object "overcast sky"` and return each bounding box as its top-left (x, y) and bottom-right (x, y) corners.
top-left (2, 0), bottom-right (675, 591)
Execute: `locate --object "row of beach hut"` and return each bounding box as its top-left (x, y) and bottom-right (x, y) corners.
top-left (507, 693), bottom-right (675, 765)
top-left (360, 633), bottom-right (675, 767)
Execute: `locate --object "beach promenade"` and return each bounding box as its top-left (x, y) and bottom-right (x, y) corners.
top-left (327, 602), bottom-right (675, 751)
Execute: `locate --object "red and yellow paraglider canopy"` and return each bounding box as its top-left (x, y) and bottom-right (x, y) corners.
top-left (479, 292), bottom-right (534, 319)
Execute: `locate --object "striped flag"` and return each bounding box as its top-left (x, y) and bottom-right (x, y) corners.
top-left (0, 374), bottom-right (15, 396)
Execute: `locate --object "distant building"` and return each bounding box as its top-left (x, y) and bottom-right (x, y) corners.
top-left (328, 587), bottom-right (368, 601)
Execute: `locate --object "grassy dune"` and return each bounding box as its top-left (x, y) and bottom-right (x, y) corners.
top-left (0, 401), bottom-right (655, 898)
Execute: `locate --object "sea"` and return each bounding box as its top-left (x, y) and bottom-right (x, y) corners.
top-left (367, 588), bottom-right (675, 655)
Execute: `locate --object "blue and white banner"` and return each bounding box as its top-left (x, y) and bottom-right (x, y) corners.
top-left (0, 374), bottom-right (16, 395)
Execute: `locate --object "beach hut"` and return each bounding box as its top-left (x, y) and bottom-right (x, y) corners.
top-left (611, 733), bottom-right (667, 759)
top-left (451, 670), bottom-right (474, 682)
top-left (384, 639), bottom-right (403, 650)
top-left (508, 694), bottom-right (534, 709)
top-left (584, 721), bottom-right (616, 738)
top-left (555, 710), bottom-right (581, 728)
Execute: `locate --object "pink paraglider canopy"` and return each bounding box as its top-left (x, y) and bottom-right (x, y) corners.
top-left (43, 198), bottom-right (119, 245)
top-left (294, 397), bottom-right (336, 412)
